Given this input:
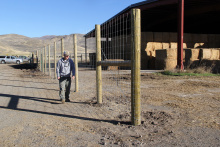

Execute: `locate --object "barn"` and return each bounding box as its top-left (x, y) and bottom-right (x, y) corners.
top-left (84, 0), bottom-right (220, 72)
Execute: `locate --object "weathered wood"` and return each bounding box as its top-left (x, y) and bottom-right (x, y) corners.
top-left (44, 46), bottom-right (46, 74)
top-left (74, 34), bottom-right (79, 92)
top-left (97, 60), bottom-right (131, 67)
top-left (41, 49), bottom-right (44, 73)
top-left (48, 45), bottom-right (51, 77)
top-left (61, 38), bottom-right (64, 57)
top-left (131, 9), bottom-right (141, 126)
top-left (54, 42), bottom-right (57, 79)
top-left (96, 25), bottom-right (102, 104)
top-left (85, 37), bottom-right (88, 63)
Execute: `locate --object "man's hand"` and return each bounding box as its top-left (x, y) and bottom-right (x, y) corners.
top-left (58, 77), bottom-right (60, 80)
top-left (72, 76), bottom-right (75, 80)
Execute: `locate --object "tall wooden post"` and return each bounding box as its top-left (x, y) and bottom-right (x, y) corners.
top-left (40, 49), bottom-right (42, 71)
top-left (85, 37), bottom-right (87, 63)
top-left (44, 46), bottom-right (46, 74)
top-left (42, 48), bottom-right (44, 72)
top-left (96, 25), bottom-right (102, 104)
top-left (61, 38), bottom-right (64, 57)
top-left (48, 45), bottom-right (51, 77)
top-left (54, 42), bottom-right (57, 79)
top-left (36, 50), bottom-right (39, 69)
top-left (131, 9), bottom-right (141, 126)
top-left (74, 34), bottom-right (79, 92)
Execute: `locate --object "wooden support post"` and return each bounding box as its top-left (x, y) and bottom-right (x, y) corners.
top-left (131, 9), bottom-right (141, 126)
top-left (61, 38), bottom-right (64, 57)
top-left (96, 25), bottom-right (102, 104)
top-left (74, 34), bottom-right (79, 92)
top-left (85, 37), bottom-right (87, 63)
top-left (54, 42), bottom-right (57, 79)
top-left (44, 46), bottom-right (46, 74)
top-left (40, 49), bottom-right (43, 72)
top-left (48, 45), bottom-right (51, 77)
top-left (42, 48), bottom-right (44, 72)
top-left (39, 49), bottom-right (42, 71)
top-left (36, 50), bottom-right (39, 69)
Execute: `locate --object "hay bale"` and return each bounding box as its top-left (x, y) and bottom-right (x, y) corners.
top-left (166, 48), bottom-right (177, 59)
top-left (170, 42), bottom-right (177, 49)
top-left (201, 49), bottom-right (212, 59)
top-left (165, 59), bottom-right (177, 70)
top-left (162, 43), bottom-right (170, 49)
top-left (194, 43), bottom-right (205, 48)
top-left (191, 49), bottom-right (200, 60)
top-left (154, 42), bottom-right (163, 50)
top-left (155, 49), bottom-right (177, 70)
top-left (145, 42), bottom-right (154, 57)
top-left (211, 49), bottom-right (220, 60)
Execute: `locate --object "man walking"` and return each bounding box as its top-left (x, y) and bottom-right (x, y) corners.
top-left (56, 51), bottom-right (75, 103)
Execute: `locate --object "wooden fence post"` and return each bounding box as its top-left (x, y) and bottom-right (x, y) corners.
top-left (54, 42), bottom-right (57, 79)
top-left (44, 46), bottom-right (46, 74)
top-left (61, 38), bottom-right (64, 57)
top-left (96, 24), bottom-right (102, 104)
top-left (40, 49), bottom-right (42, 71)
top-left (85, 37), bottom-right (87, 63)
top-left (131, 9), bottom-right (141, 126)
top-left (42, 48), bottom-right (44, 72)
top-left (74, 34), bottom-right (79, 92)
top-left (48, 44), bottom-right (51, 77)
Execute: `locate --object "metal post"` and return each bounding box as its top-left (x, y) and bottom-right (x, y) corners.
top-left (54, 42), bottom-right (57, 79)
top-left (74, 34), bottom-right (79, 92)
top-left (177, 0), bottom-right (184, 70)
top-left (96, 25), bottom-right (102, 104)
top-left (131, 9), bottom-right (141, 126)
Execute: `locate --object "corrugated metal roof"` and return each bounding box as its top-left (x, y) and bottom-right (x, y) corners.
top-left (85, 0), bottom-right (220, 37)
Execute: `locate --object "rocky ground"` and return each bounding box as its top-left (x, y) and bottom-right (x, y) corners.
top-left (0, 64), bottom-right (219, 146)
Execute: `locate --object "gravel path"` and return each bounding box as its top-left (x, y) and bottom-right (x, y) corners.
top-left (0, 64), bottom-right (219, 146)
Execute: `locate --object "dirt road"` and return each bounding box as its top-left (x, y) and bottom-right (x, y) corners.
top-left (0, 64), bottom-right (219, 146)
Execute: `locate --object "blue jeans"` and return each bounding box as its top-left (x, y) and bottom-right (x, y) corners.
top-left (59, 77), bottom-right (71, 100)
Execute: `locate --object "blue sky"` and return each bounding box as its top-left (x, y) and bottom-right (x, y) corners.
top-left (0, 0), bottom-right (144, 38)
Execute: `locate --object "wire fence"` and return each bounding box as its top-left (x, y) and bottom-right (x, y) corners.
top-left (95, 9), bottom-right (141, 125)
top-left (34, 8), bottom-right (141, 125)
top-left (37, 35), bottom-right (96, 79)
top-left (100, 12), bottom-right (132, 108)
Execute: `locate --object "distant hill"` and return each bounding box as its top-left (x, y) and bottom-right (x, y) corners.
top-left (0, 34), bottom-right (96, 56)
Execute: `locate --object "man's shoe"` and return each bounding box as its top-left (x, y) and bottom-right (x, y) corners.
top-left (61, 99), bottom-right (65, 104)
top-left (65, 99), bottom-right (70, 102)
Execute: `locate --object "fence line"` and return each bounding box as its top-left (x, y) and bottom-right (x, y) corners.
top-left (32, 9), bottom-right (141, 126)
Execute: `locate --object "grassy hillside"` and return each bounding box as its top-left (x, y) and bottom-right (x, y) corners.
top-left (0, 34), bottom-right (96, 57)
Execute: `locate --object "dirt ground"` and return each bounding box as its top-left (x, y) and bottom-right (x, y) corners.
top-left (0, 64), bottom-right (219, 146)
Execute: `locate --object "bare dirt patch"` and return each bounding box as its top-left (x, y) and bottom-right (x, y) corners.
top-left (0, 64), bottom-right (220, 146)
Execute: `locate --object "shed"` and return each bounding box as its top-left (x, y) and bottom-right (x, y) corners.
top-left (85, 0), bottom-right (220, 70)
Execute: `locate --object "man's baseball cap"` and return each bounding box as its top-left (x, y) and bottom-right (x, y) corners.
top-left (63, 51), bottom-right (70, 56)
